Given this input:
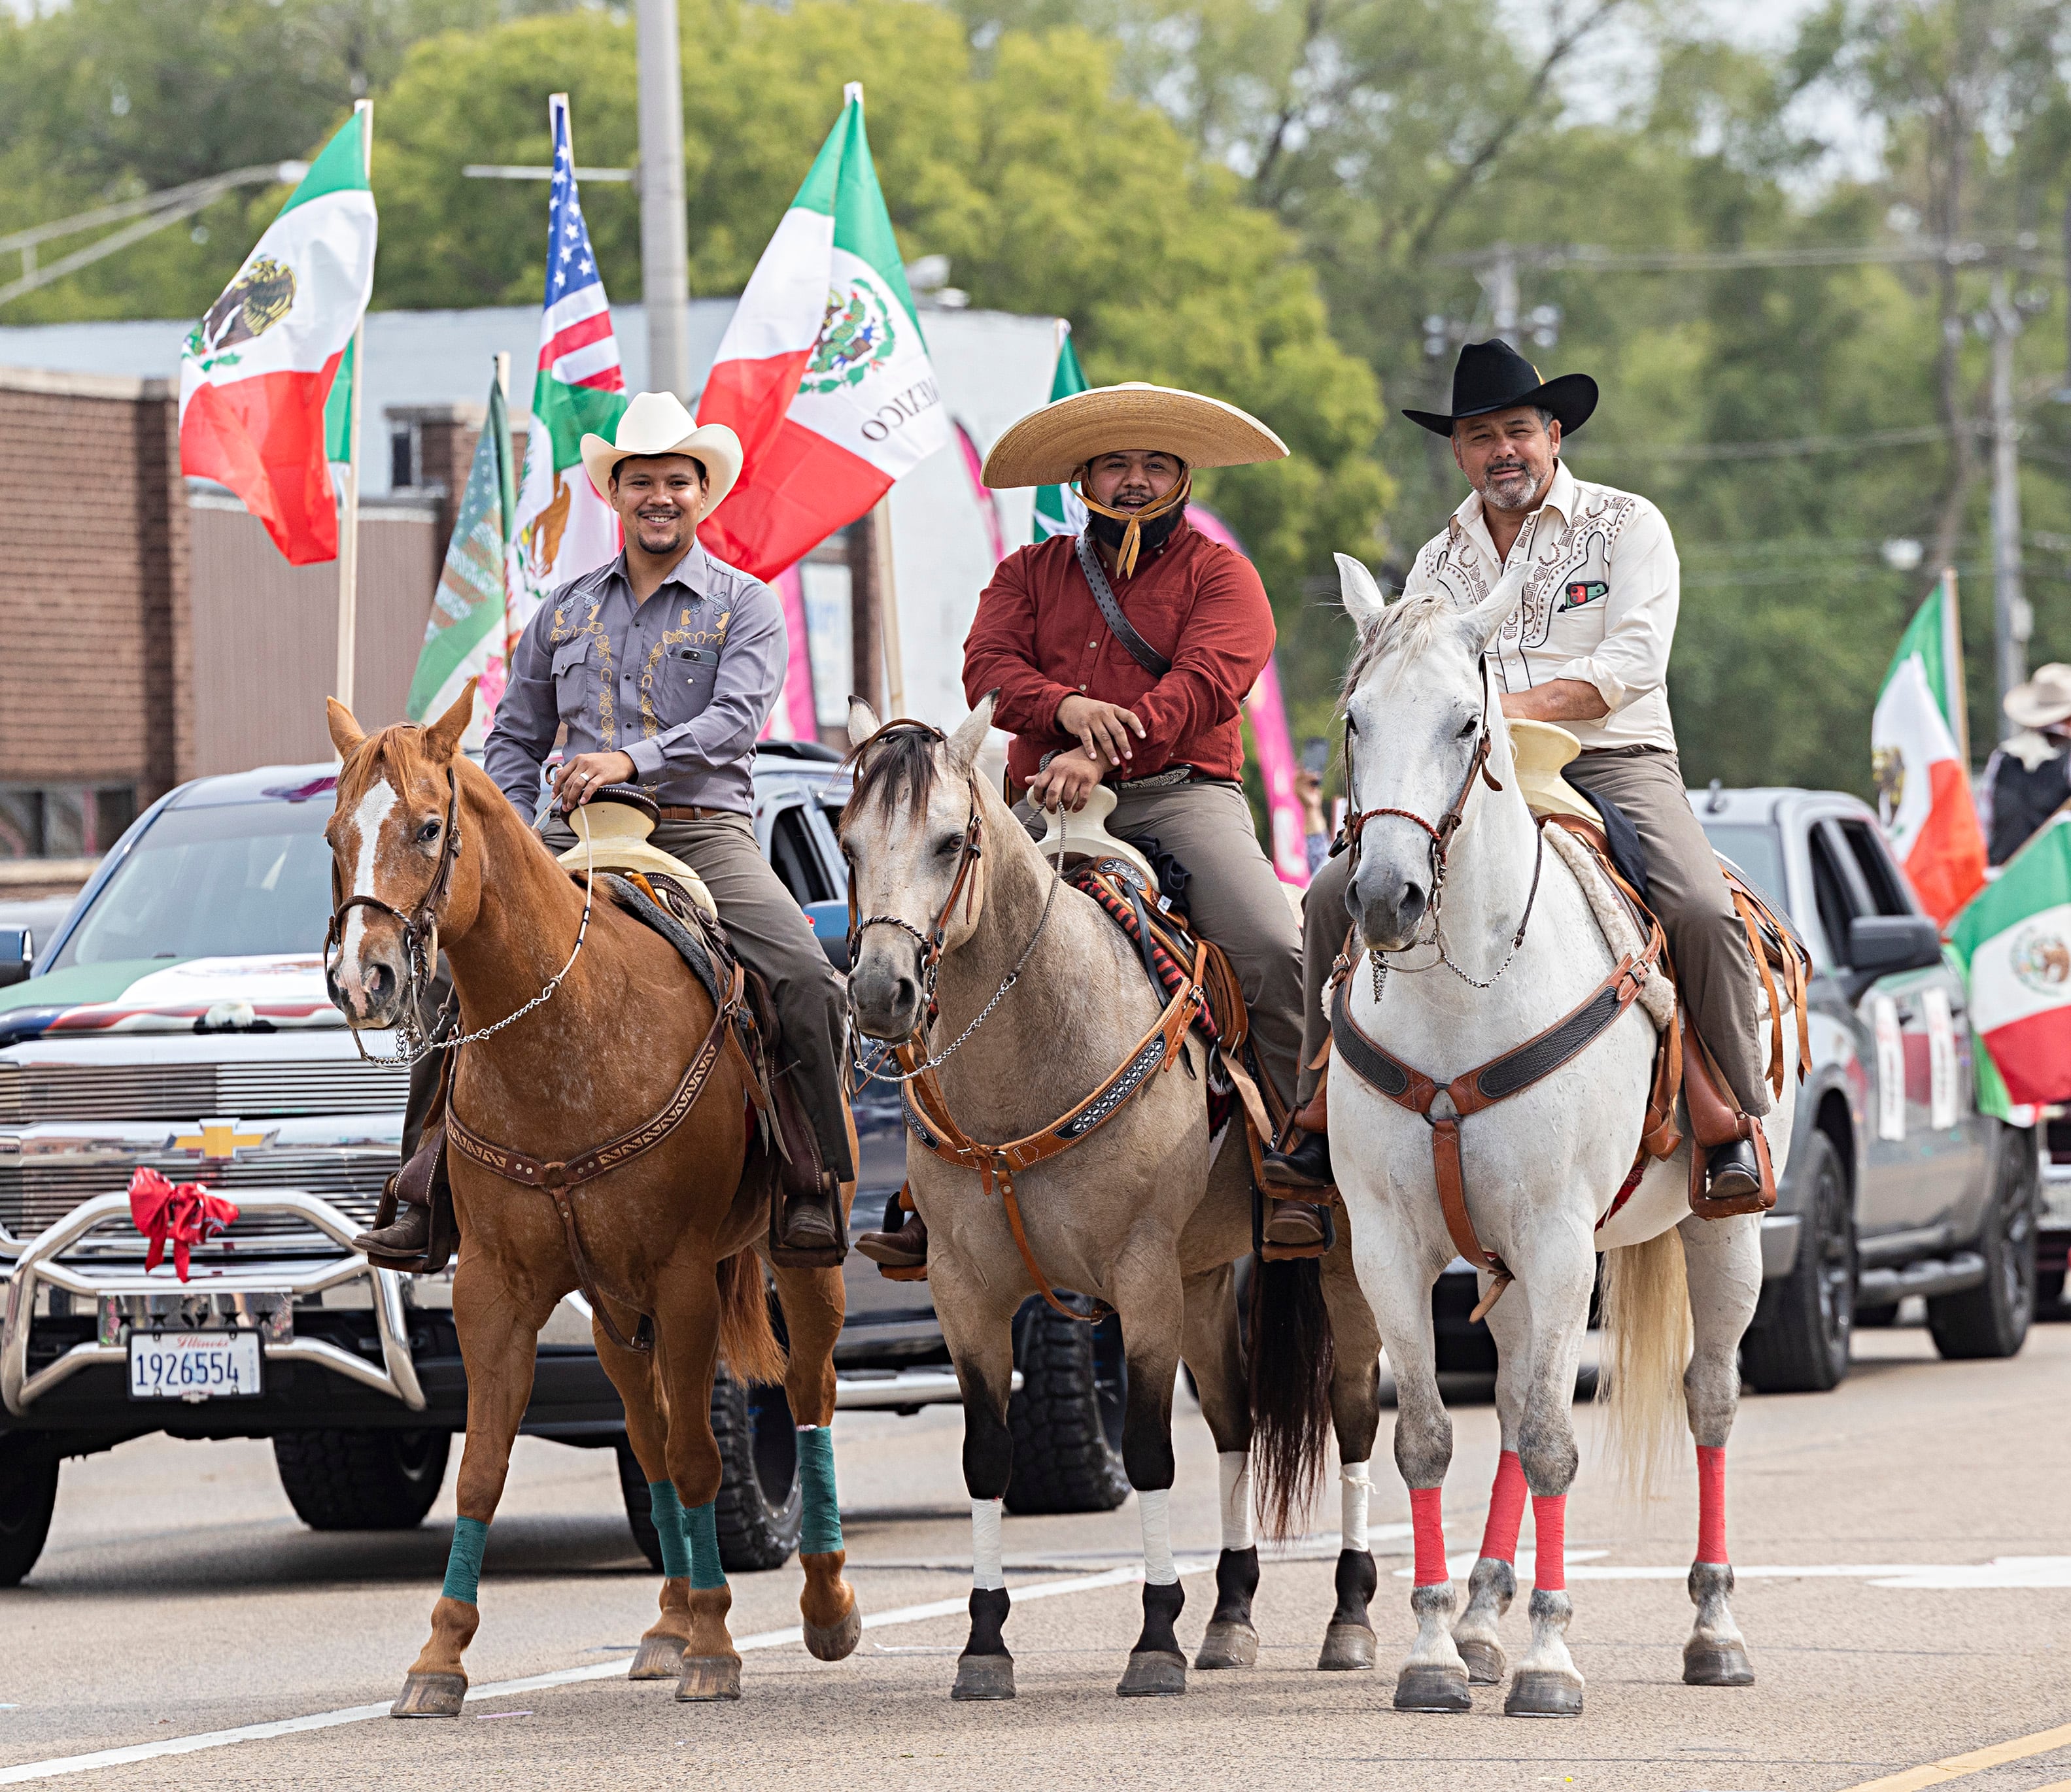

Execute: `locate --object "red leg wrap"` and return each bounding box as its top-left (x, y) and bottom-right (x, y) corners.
top-left (1696, 1444), bottom-right (1728, 1564)
top-left (1478, 1450), bottom-right (1527, 1563)
top-left (1409, 1485), bottom-right (1448, 1585)
top-left (1530, 1494), bottom-right (1566, 1592)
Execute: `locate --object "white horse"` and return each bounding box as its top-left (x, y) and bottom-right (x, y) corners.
top-left (1327, 556), bottom-right (1796, 1718)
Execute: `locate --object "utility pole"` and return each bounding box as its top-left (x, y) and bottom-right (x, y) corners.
top-left (1987, 270), bottom-right (2030, 737)
top-left (1481, 243), bottom-right (1519, 339)
top-left (636, 0), bottom-right (691, 399)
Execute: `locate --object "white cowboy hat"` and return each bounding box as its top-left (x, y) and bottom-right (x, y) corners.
top-left (2004, 663), bottom-right (2071, 731)
top-left (980, 382), bottom-right (1288, 490)
top-left (580, 391), bottom-right (744, 512)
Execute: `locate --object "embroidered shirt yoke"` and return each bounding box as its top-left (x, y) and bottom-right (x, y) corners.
top-left (1403, 460), bottom-right (1679, 753)
top-left (485, 543), bottom-right (785, 817)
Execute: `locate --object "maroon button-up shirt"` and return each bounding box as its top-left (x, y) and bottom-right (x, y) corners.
top-left (962, 520), bottom-right (1274, 790)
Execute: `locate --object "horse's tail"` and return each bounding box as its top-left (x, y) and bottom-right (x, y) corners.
top-left (1596, 1225), bottom-right (1691, 1502)
top-left (717, 1247), bottom-right (788, 1387)
top-left (1248, 1255), bottom-right (1336, 1539)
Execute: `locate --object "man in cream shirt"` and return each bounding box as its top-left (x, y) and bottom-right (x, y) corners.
top-left (1267, 339), bottom-right (1768, 1205)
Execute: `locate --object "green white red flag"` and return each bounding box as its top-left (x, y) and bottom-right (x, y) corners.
top-left (504, 95), bottom-right (628, 654)
top-left (407, 367), bottom-right (515, 749)
top-left (696, 85), bottom-right (948, 579)
top-left (1031, 325), bottom-right (1089, 542)
top-left (177, 110), bottom-right (376, 566)
top-left (1872, 577), bottom-right (1986, 926)
top-left (1948, 812), bottom-right (2071, 1120)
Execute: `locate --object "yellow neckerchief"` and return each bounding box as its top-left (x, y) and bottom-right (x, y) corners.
top-left (1073, 467), bottom-right (1193, 580)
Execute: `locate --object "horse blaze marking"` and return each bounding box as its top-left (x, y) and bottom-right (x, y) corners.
top-left (341, 780), bottom-right (399, 966)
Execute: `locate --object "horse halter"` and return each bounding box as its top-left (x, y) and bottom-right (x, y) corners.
top-left (1344, 656), bottom-right (1503, 884)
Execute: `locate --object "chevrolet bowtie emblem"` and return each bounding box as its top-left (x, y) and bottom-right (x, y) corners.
top-left (174, 1118), bottom-right (267, 1160)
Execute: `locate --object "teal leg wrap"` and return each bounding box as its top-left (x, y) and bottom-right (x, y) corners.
top-left (797, 1425), bottom-right (843, 1555)
top-left (648, 1481), bottom-right (693, 1580)
top-left (685, 1499), bottom-right (726, 1591)
top-left (441, 1515), bottom-right (489, 1604)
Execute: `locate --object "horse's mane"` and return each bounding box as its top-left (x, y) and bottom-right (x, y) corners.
top-left (1340, 591), bottom-right (1462, 706)
top-left (840, 726), bottom-right (944, 826)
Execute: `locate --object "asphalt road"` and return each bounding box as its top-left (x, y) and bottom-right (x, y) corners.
top-left (3, 1317), bottom-right (2068, 1792)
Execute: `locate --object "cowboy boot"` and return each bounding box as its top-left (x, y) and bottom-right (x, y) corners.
top-left (1261, 1198), bottom-right (1328, 1251)
top-left (779, 1173), bottom-right (844, 1255)
top-left (354, 1177), bottom-right (432, 1259)
top-left (1262, 1129), bottom-right (1333, 1191)
top-left (1704, 1138), bottom-right (1763, 1204)
top-left (855, 1191), bottom-right (929, 1270)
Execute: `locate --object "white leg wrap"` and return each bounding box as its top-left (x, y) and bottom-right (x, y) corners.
top-left (1217, 1451), bottom-right (1254, 1553)
top-left (970, 1496), bottom-right (1005, 1592)
top-left (1138, 1487), bottom-right (1178, 1585)
top-left (1341, 1460), bottom-right (1372, 1553)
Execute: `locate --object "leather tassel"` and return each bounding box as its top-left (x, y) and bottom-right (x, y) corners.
top-left (1075, 469), bottom-right (1193, 579)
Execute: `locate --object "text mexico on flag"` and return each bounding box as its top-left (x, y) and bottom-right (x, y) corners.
top-left (696, 85), bottom-right (948, 580)
top-left (1949, 813), bottom-right (2071, 1114)
top-left (177, 112), bottom-right (375, 566)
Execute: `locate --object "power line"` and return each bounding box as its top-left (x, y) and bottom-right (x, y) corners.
top-left (1574, 423), bottom-right (1952, 463)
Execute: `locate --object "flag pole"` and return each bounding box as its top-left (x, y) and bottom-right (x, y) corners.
top-left (873, 498), bottom-right (906, 718)
top-left (1942, 566), bottom-right (1970, 771)
top-left (334, 97), bottom-right (373, 713)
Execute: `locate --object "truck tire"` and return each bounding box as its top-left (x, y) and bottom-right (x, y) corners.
top-left (0, 1444), bottom-right (58, 1587)
top-left (1741, 1131), bottom-right (1854, 1394)
top-left (1929, 1123), bottom-right (2038, 1361)
top-left (1005, 1298), bottom-right (1129, 1515)
top-left (620, 1370), bottom-right (802, 1574)
top-left (272, 1429), bottom-right (451, 1530)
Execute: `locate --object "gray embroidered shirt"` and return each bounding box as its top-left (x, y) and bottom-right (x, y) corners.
top-left (484, 543), bottom-right (786, 817)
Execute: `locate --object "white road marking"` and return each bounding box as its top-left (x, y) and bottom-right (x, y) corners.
top-left (0, 1559), bottom-right (1214, 1785)
top-left (1396, 1552), bottom-right (2071, 1588)
top-left (339, 779), bottom-right (397, 968)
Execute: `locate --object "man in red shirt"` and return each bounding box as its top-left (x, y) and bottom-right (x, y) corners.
top-left (855, 382), bottom-right (1327, 1262)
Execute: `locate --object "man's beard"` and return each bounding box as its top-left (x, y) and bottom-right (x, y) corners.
top-left (1088, 499), bottom-right (1184, 558)
top-left (1475, 462), bottom-right (1548, 513)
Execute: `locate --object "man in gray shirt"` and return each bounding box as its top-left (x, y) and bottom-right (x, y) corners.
top-left (485, 392), bottom-right (851, 1253)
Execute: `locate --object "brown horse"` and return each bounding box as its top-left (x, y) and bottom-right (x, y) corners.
top-left (322, 685), bottom-right (857, 1712)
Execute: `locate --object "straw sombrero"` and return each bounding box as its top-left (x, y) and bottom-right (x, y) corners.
top-left (981, 382), bottom-right (1288, 490)
top-left (580, 391), bottom-right (744, 513)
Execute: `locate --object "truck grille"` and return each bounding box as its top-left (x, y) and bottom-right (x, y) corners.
top-left (0, 1060), bottom-right (409, 1124)
top-left (0, 1151), bottom-right (391, 1246)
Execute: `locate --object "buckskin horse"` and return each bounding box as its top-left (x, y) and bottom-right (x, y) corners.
top-left (1318, 556), bottom-right (1800, 1716)
top-left (321, 684), bottom-right (857, 1712)
top-left (840, 696), bottom-right (1388, 1700)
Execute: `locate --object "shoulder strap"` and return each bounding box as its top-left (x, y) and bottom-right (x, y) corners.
top-left (1074, 532), bottom-right (1172, 678)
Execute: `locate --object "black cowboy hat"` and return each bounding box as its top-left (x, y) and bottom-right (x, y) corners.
top-left (1402, 338), bottom-right (1598, 438)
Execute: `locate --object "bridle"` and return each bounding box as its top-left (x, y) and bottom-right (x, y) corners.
top-left (324, 758), bottom-right (597, 1068)
top-left (1343, 655), bottom-right (1542, 993)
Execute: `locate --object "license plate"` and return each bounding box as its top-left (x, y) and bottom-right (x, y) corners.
top-left (127, 1330), bottom-right (263, 1400)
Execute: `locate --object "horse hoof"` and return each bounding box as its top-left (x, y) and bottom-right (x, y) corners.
top-left (1195, 1619), bottom-right (1259, 1670)
top-left (627, 1635), bottom-right (685, 1680)
top-left (1457, 1637), bottom-right (1507, 1684)
top-left (1117, 1649), bottom-right (1187, 1698)
top-left (1316, 1621), bottom-right (1377, 1672)
top-left (951, 1654), bottom-right (1016, 1701)
top-left (1393, 1663), bottom-right (1471, 1712)
top-left (1684, 1642), bottom-right (1755, 1687)
top-left (675, 1655), bottom-right (742, 1701)
top-left (804, 1601), bottom-right (863, 1663)
top-left (390, 1672), bottom-right (466, 1718)
top-left (1504, 1670), bottom-right (1584, 1717)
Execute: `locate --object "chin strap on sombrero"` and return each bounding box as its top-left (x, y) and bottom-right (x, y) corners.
top-left (1073, 468), bottom-right (1193, 579)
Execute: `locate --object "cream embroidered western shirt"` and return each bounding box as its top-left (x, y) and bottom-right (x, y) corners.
top-left (1402, 460), bottom-right (1679, 753)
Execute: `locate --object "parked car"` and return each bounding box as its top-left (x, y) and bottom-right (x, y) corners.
top-left (1692, 785), bottom-right (2040, 1392)
top-left (0, 747), bottom-right (1126, 1588)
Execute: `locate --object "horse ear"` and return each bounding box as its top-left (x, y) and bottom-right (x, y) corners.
top-left (326, 698), bottom-right (366, 760)
top-left (1462, 562), bottom-right (1528, 651)
top-left (948, 692), bottom-right (997, 772)
top-left (1335, 553), bottom-right (1388, 630)
top-left (422, 679), bottom-right (476, 763)
top-left (847, 698), bottom-right (882, 747)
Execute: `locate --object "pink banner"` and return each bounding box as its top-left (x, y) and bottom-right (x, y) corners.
top-left (1187, 507), bottom-right (1310, 887)
top-left (954, 418), bottom-right (1008, 566)
top-left (761, 563), bottom-right (819, 741)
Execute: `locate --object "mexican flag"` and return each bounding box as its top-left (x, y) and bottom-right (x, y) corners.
top-left (696, 84), bottom-right (948, 581)
top-left (1031, 324), bottom-right (1089, 542)
top-left (1872, 577), bottom-right (1987, 927)
top-left (1948, 813), bottom-right (2071, 1118)
top-left (177, 109), bottom-right (376, 566)
top-left (504, 94), bottom-right (628, 651)
top-left (407, 366), bottom-right (515, 748)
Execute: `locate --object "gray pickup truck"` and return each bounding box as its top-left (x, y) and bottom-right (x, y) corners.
top-left (0, 747), bottom-right (1127, 1588)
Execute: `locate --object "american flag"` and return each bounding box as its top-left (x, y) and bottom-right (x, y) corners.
top-left (538, 95), bottom-right (623, 394)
